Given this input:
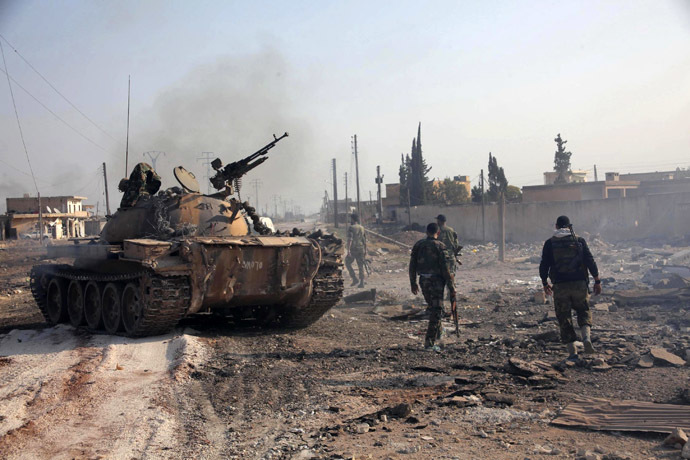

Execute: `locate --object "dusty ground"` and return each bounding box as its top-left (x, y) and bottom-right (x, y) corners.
top-left (0, 231), bottom-right (689, 459)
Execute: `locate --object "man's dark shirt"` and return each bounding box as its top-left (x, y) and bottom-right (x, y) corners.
top-left (539, 235), bottom-right (599, 284)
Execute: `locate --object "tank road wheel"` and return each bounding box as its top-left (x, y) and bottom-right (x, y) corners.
top-left (84, 281), bottom-right (103, 330)
top-left (102, 283), bottom-right (123, 334)
top-left (67, 280), bottom-right (85, 327)
top-left (121, 282), bottom-right (144, 336)
top-left (45, 278), bottom-right (68, 324)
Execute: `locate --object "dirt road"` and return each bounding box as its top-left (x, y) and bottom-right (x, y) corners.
top-left (1, 237), bottom-right (688, 459)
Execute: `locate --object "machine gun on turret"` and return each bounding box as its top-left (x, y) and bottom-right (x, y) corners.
top-left (210, 132), bottom-right (289, 195)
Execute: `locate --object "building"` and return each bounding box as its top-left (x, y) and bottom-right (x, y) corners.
top-left (524, 169), bottom-right (690, 203)
top-left (3, 195), bottom-right (89, 239)
top-left (523, 176), bottom-right (640, 203)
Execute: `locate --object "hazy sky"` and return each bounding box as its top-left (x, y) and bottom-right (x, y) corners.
top-left (1, 0), bottom-right (689, 214)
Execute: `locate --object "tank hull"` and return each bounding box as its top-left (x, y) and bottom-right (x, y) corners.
top-left (32, 233), bottom-right (343, 336)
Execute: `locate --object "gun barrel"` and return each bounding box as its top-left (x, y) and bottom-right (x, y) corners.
top-left (209, 132), bottom-right (289, 193)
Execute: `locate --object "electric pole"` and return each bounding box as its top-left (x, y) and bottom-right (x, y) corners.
top-left (375, 165), bottom-right (384, 224)
top-left (102, 162), bottom-right (111, 216)
top-left (480, 168), bottom-right (486, 242)
top-left (344, 172), bottom-right (349, 230)
top-left (197, 152), bottom-right (214, 194)
top-left (332, 158), bottom-right (339, 227)
top-left (143, 151), bottom-right (166, 170)
top-left (250, 179), bottom-right (263, 213)
top-left (273, 195), bottom-right (279, 218)
top-left (352, 135), bottom-right (362, 219)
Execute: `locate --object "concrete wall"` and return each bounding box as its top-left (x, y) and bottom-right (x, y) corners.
top-left (395, 191), bottom-right (690, 243)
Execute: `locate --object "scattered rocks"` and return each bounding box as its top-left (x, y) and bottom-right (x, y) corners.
top-left (637, 353), bottom-right (654, 368)
top-left (663, 427), bottom-right (688, 447)
top-left (354, 423), bottom-right (370, 434)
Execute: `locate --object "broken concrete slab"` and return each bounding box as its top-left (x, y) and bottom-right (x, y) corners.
top-left (613, 287), bottom-right (690, 306)
top-left (649, 347), bottom-right (686, 367)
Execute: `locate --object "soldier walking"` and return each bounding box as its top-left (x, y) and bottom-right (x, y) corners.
top-left (539, 215), bottom-right (601, 359)
top-left (345, 213), bottom-right (367, 288)
top-left (409, 223), bottom-right (456, 352)
top-left (436, 214), bottom-right (460, 273)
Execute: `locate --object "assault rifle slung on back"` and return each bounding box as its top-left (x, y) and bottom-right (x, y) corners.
top-left (210, 132), bottom-right (289, 195)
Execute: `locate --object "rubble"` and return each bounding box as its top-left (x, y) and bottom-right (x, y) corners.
top-left (649, 347), bottom-right (686, 367)
top-left (663, 427), bottom-right (688, 447)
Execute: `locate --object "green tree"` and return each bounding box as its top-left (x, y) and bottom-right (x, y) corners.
top-left (471, 185), bottom-right (484, 203)
top-left (505, 185), bottom-right (522, 203)
top-left (408, 123), bottom-right (432, 206)
top-left (398, 154), bottom-right (409, 206)
top-left (432, 178), bottom-right (469, 205)
top-left (487, 152), bottom-right (508, 201)
top-left (553, 133), bottom-right (572, 184)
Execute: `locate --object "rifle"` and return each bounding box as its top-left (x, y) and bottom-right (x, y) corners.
top-left (454, 245), bottom-right (463, 267)
top-left (451, 292), bottom-right (459, 337)
top-left (210, 132), bottom-right (289, 195)
top-left (364, 259), bottom-right (373, 276)
top-left (567, 224), bottom-right (585, 270)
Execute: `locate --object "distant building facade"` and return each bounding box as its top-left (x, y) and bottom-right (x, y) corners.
top-left (3, 195), bottom-right (89, 239)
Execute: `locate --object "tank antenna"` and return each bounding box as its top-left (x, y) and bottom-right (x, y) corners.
top-left (124, 75), bottom-right (131, 176)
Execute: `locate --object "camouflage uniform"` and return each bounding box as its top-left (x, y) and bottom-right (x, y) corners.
top-left (438, 224), bottom-right (459, 272)
top-left (409, 237), bottom-right (455, 348)
top-left (539, 231), bottom-right (598, 344)
top-left (119, 163), bottom-right (162, 208)
top-left (346, 223), bottom-right (367, 284)
top-left (553, 280), bottom-right (592, 343)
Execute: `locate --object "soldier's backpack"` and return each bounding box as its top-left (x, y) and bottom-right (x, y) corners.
top-left (550, 235), bottom-right (585, 278)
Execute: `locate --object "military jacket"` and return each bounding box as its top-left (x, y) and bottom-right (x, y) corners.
top-left (438, 225), bottom-right (459, 260)
top-left (348, 224), bottom-right (367, 252)
top-left (409, 237), bottom-right (454, 288)
top-left (539, 234), bottom-right (599, 284)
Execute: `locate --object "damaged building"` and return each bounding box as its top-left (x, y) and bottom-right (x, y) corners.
top-left (1, 194), bottom-right (89, 239)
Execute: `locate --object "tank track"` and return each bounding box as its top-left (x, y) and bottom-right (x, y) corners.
top-left (279, 234), bottom-right (344, 328)
top-left (133, 274), bottom-right (191, 337)
top-left (29, 264), bottom-right (190, 336)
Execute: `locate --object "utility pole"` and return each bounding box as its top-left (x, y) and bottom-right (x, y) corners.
top-left (498, 192), bottom-right (506, 262)
top-left (250, 178), bottom-right (263, 213)
top-left (480, 169), bottom-right (486, 242)
top-left (197, 152), bottom-right (214, 194)
top-left (594, 164), bottom-right (598, 182)
top-left (102, 162), bottom-right (111, 215)
top-left (332, 158), bottom-right (339, 227)
top-left (273, 195), bottom-right (279, 218)
top-left (143, 151), bottom-right (166, 170)
top-left (375, 165), bottom-right (384, 224)
top-left (344, 172), bottom-right (349, 230)
top-left (352, 135), bottom-right (362, 218)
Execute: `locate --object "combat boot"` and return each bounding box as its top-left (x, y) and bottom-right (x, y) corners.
top-left (358, 279), bottom-right (365, 288)
top-left (350, 278), bottom-right (359, 287)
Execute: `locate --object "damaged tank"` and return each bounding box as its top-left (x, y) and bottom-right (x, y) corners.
top-left (30, 132), bottom-right (344, 336)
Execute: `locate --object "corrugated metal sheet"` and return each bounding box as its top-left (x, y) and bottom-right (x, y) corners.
top-left (552, 397), bottom-right (690, 433)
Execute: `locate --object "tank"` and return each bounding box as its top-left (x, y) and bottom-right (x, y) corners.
top-left (30, 133), bottom-right (344, 336)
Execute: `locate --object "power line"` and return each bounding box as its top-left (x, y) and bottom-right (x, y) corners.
top-left (0, 65), bottom-right (114, 157)
top-left (0, 40), bottom-right (38, 195)
top-left (0, 33), bottom-right (123, 147)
